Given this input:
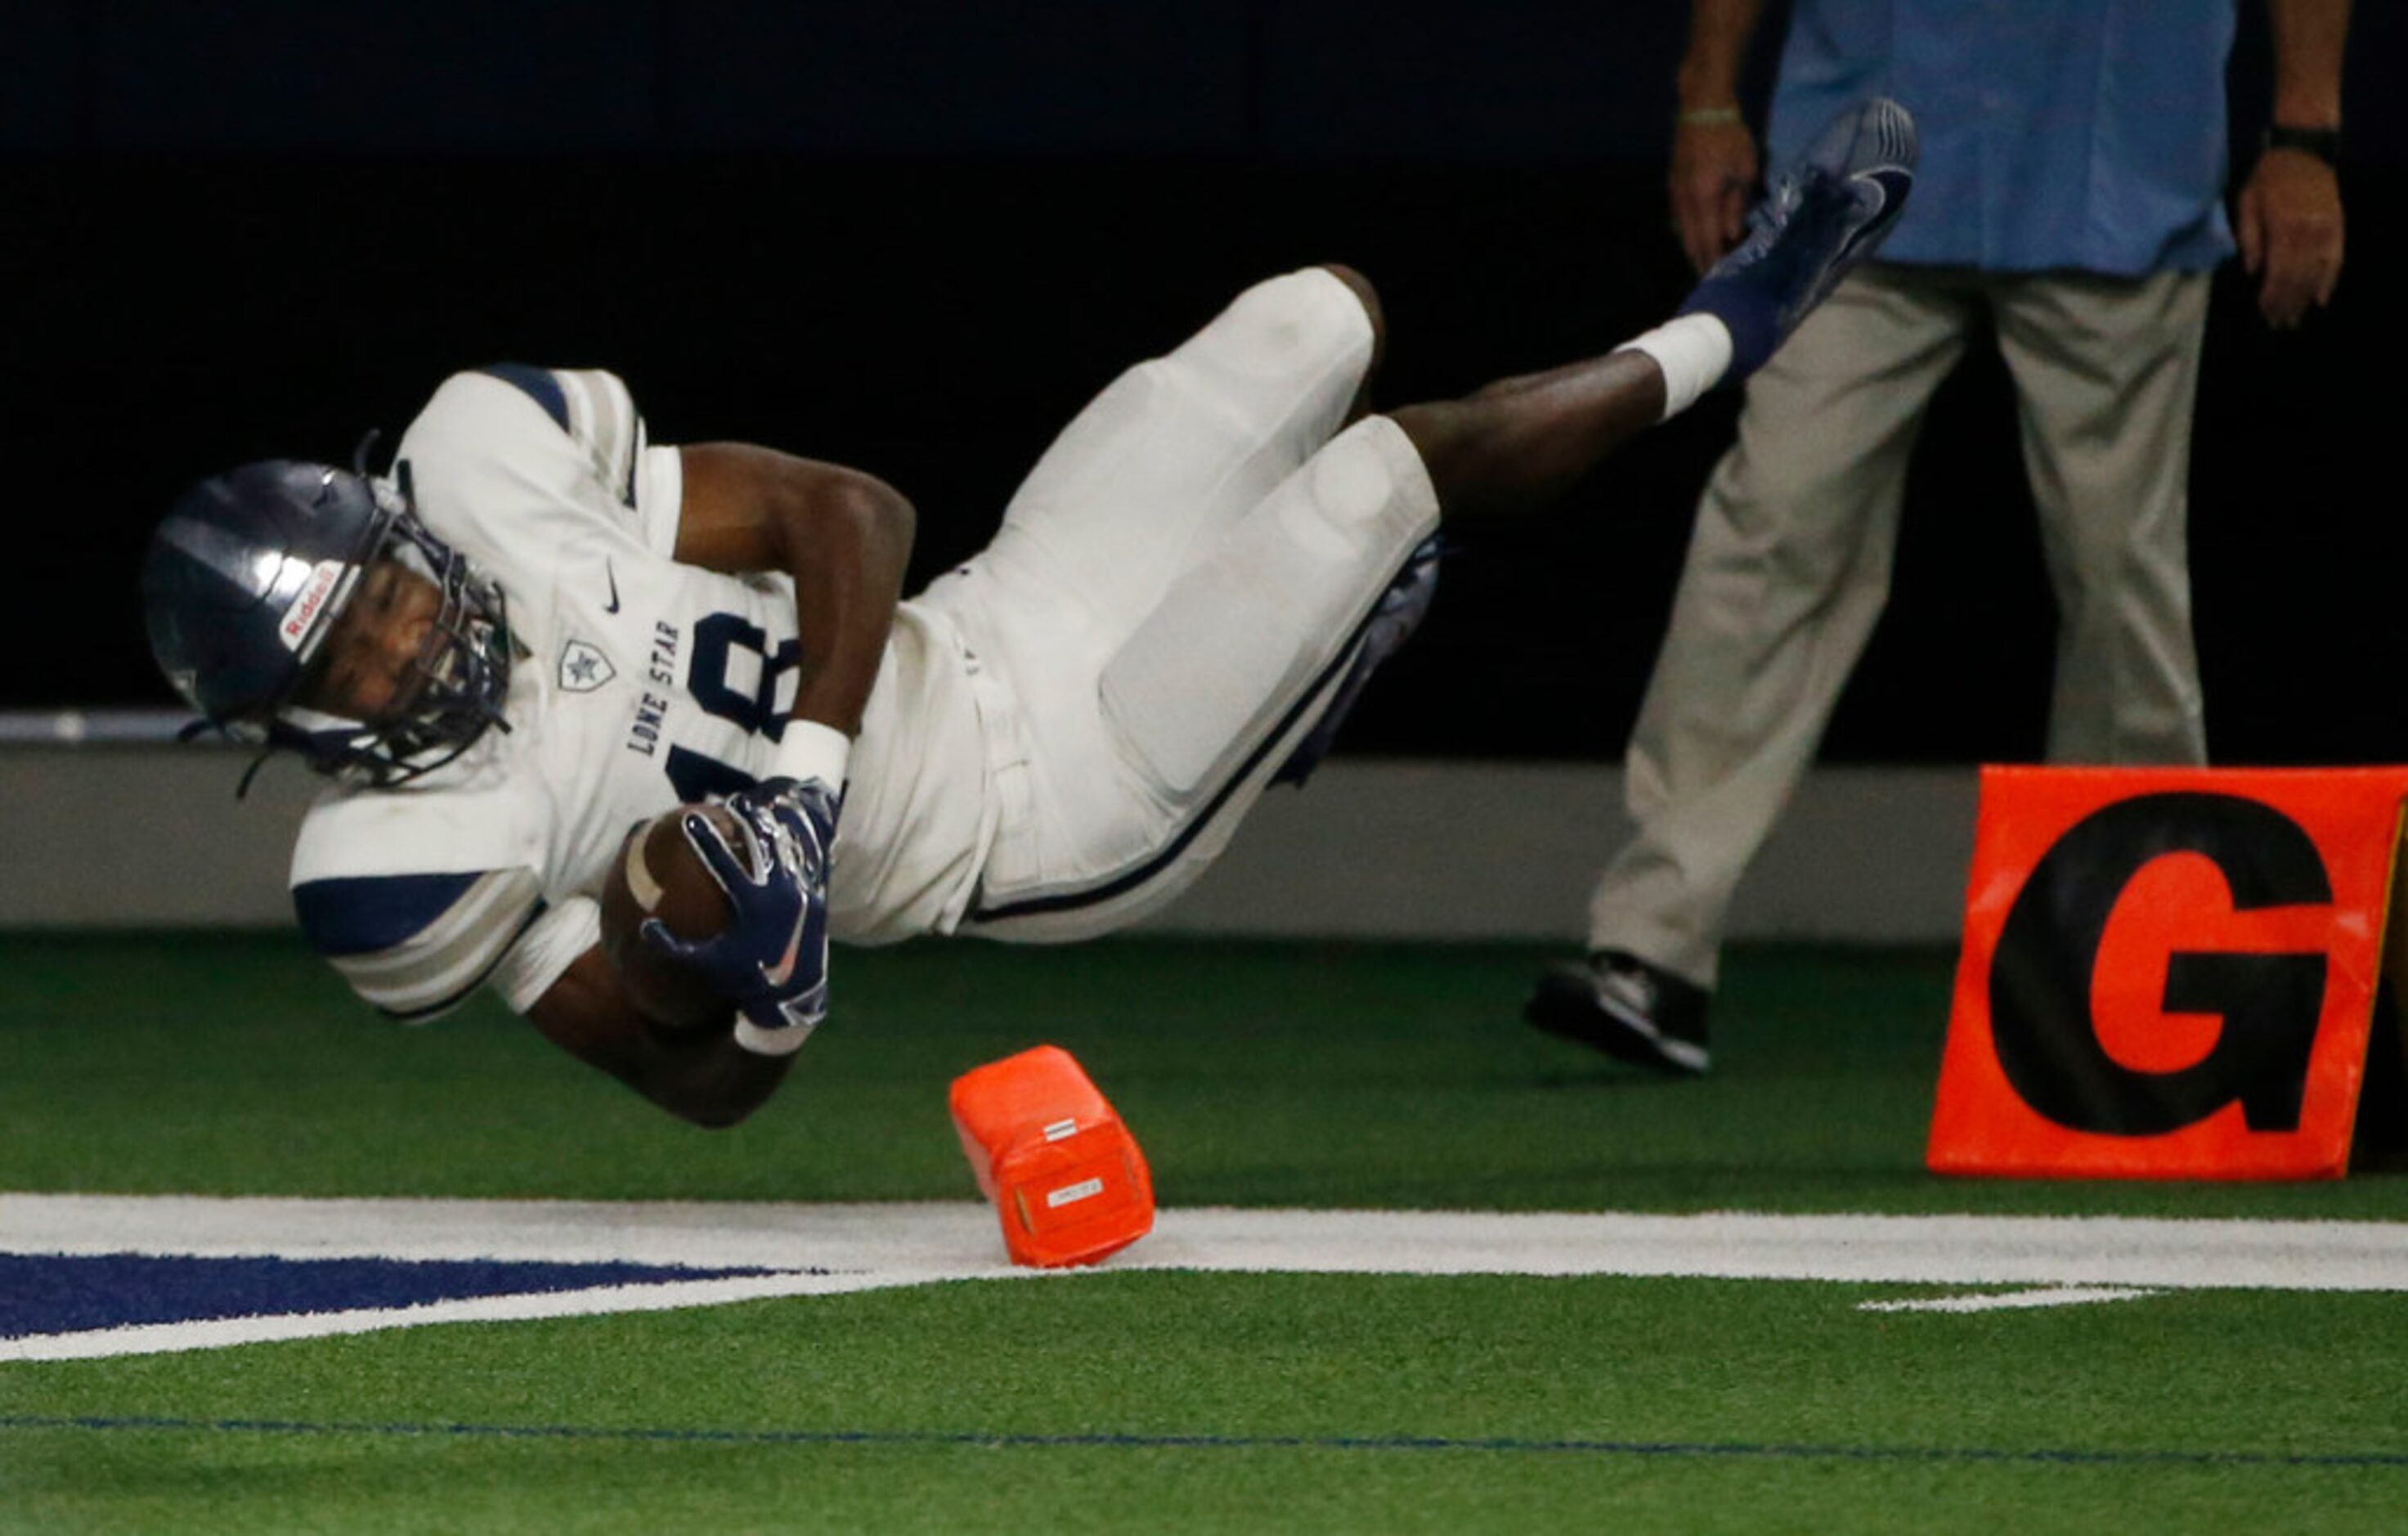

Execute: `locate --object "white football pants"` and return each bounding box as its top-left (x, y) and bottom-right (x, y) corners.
top-left (921, 268), bottom-right (1442, 941)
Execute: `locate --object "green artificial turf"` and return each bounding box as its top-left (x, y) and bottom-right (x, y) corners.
top-left (2, 931), bottom-right (2402, 1216)
top-left (8, 1275), bottom-right (2407, 1534)
top-left (6, 933), bottom-right (2408, 1533)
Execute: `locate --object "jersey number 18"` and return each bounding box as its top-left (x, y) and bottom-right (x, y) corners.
top-left (665, 611), bottom-right (800, 802)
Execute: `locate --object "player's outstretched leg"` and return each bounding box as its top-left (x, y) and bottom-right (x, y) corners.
top-left (1391, 97), bottom-right (1918, 521)
top-left (1519, 98), bottom-right (1918, 1078)
top-left (1030, 100), bottom-right (1922, 907)
top-left (1275, 101), bottom-right (1920, 789)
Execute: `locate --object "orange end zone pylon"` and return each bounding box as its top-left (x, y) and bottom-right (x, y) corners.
top-left (951, 1044), bottom-right (1155, 1267)
top-left (1930, 766), bottom-right (2408, 1180)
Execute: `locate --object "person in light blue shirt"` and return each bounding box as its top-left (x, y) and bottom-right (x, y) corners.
top-left (1526, 0), bottom-right (2349, 1076)
top-left (1768, 1), bottom-right (2242, 276)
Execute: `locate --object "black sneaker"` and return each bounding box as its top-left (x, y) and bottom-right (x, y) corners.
top-left (1524, 950), bottom-right (1711, 1076)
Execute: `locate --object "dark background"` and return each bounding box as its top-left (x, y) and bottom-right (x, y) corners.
top-left (5, 0), bottom-right (2400, 764)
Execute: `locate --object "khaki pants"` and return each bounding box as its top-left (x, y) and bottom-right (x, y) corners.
top-left (1590, 263), bottom-right (2211, 989)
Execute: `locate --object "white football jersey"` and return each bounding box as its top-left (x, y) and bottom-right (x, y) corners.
top-left (289, 366), bottom-right (989, 1020)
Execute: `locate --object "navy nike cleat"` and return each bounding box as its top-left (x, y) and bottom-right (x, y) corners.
top-left (1525, 950), bottom-right (1711, 1076)
top-left (1679, 97), bottom-right (1918, 380)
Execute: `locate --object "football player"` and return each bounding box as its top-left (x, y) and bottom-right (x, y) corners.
top-left (140, 102), bottom-right (1916, 1126)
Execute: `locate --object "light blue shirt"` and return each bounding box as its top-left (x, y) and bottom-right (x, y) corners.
top-left (1768, 0), bottom-right (2239, 275)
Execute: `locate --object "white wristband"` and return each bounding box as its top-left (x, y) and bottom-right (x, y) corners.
top-left (774, 720), bottom-right (851, 789)
top-left (733, 1016), bottom-right (818, 1057)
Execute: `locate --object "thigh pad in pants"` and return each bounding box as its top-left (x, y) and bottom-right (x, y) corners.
top-left (1097, 415), bottom-right (1439, 804)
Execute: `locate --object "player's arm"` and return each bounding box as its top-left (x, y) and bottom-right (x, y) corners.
top-left (528, 447), bottom-right (913, 1104)
top-left (525, 947), bottom-right (790, 1129)
top-left (672, 442), bottom-right (915, 736)
top-left (299, 871), bottom-right (793, 1127)
top-left (598, 445), bottom-right (916, 1061)
top-left (294, 859), bottom-right (784, 1128)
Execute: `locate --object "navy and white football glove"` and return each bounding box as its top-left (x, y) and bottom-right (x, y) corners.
top-left (639, 775), bottom-right (841, 1054)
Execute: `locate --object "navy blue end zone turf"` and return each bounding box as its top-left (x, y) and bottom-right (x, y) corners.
top-left (0, 1254), bottom-right (787, 1339)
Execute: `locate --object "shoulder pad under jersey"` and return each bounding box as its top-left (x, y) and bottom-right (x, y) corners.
top-left (292, 868), bottom-right (545, 1021)
top-left (397, 366), bottom-right (680, 569)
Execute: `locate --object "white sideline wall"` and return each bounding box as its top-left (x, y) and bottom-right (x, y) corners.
top-left (0, 742), bottom-right (1977, 942)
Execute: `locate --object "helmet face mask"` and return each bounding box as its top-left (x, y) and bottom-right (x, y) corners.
top-left (144, 460), bottom-right (516, 788)
top-left (321, 496), bottom-right (516, 781)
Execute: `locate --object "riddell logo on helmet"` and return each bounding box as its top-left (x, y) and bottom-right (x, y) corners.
top-left (279, 561), bottom-right (348, 652)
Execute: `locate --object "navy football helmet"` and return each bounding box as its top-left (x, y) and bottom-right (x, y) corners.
top-left (141, 456), bottom-right (515, 786)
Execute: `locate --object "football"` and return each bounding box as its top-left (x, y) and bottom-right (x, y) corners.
top-left (598, 802), bottom-right (751, 1031)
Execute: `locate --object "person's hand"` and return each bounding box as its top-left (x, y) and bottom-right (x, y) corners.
top-left (641, 776), bottom-right (840, 1049)
top-left (2237, 146), bottom-right (2344, 330)
top-left (1670, 113), bottom-right (1761, 274)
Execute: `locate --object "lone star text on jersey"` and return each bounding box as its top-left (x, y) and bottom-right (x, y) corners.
top-left (625, 620), bottom-right (683, 759)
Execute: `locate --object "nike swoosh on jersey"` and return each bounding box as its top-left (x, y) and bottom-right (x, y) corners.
top-left (604, 558), bottom-right (621, 615)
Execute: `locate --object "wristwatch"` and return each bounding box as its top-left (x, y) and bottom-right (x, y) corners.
top-left (2264, 124), bottom-right (2342, 166)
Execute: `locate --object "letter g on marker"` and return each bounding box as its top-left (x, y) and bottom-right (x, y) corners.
top-left (1988, 793), bottom-right (2330, 1137)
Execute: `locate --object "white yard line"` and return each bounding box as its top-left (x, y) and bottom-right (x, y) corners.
top-left (5, 1197), bottom-right (2403, 1360)
top-left (9, 1194), bottom-right (2398, 1358)
top-left (1857, 1286), bottom-right (2163, 1314)
top-left (7, 1195), bottom-right (2407, 1291)
top-left (1141, 1208), bottom-right (2408, 1291)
